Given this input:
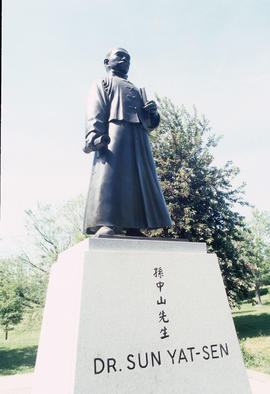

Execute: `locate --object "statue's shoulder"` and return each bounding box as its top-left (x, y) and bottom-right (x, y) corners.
top-left (89, 77), bottom-right (113, 98)
top-left (101, 75), bottom-right (114, 96)
top-left (91, 75), bottom-right (119, 98)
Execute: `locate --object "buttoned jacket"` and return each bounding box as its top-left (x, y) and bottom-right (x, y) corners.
top-left (86, 75), bottom-right (159, 137)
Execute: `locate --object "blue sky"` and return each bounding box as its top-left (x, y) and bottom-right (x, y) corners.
top-left (2, 0), bottom-right (270, 253)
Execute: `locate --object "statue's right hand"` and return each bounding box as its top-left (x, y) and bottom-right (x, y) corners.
top-left (83, 133), bottom-right (99, 153)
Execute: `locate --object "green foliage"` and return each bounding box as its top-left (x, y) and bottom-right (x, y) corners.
top-left (247, 287), bottom-right (269, 299)
top-left (0, 195), bottom-right (87, 339)
top-left (150, 97), bottom-right (253, 305)
top-left (235, 210), bottom-right (270, 305)
top-left (24, 194), bottom-right (87, 272)
top-left (0, 258), bottom-right (43, 339)
top-left (0, 261), bottom-right (24, 338)
top-left (247, 210), bottom-right (270, 287)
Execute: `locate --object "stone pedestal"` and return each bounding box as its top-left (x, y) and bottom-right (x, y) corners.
top-left (32, 238), bottom-right (251, 394)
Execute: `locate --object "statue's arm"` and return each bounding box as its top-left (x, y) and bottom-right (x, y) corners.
top-left (84, 80), bottom-right (110, 152)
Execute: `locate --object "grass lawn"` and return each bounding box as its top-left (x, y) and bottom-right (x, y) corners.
top-left (232, 288), bottom-right (270, 374)
top-left (0, 314), bottom-right (41, 375)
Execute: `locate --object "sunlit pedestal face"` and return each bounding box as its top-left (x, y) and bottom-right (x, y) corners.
top-left (32, 238), bottom-right (251, 394)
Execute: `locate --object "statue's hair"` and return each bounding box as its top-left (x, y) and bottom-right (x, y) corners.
top-left (105, 48), bottom-right (130, 59)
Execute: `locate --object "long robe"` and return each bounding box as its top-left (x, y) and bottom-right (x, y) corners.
top-left (83, 74), bottom-right (172, 233)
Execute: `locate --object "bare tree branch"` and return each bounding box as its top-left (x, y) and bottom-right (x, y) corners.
top-left (19, 252), bottom-right (47, 273)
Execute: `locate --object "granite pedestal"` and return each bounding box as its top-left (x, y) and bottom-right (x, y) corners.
top-left (32, 237), bottom-right (251, 394)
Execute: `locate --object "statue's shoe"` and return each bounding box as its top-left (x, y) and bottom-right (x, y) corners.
top-left (94, 226), bottom-right (115, 238)
top-left (125, 228), bottom-right (146, 237)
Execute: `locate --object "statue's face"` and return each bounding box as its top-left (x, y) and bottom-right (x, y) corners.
top-left (105, 48), bottom-right (130, 75)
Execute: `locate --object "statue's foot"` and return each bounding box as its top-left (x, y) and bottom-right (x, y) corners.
top-left (94, 226), bottom-right (115, 238)
top-left (125, 228), bottom-right (146, 237)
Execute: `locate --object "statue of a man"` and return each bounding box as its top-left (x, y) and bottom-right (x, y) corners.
top-left (83, 48), bottom-right (172, 237)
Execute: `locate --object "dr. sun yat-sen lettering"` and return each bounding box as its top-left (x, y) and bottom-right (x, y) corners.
top-left (93, 343), bottom-right (229, 375)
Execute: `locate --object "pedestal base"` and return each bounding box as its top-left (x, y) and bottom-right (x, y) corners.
top-left (32, 238), bottom-right (251, 394)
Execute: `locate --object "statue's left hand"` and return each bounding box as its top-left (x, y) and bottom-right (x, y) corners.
top-left (143, 100), bottom-right (158, 114)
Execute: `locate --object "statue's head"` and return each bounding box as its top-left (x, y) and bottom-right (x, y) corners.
top-left (104, 48), bottom-right (130, 76)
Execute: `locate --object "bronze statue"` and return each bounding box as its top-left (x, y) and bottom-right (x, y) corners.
top-left (83, 48), bottom-right (172, 237)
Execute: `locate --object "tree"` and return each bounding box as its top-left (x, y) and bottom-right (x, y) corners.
top-left (0, 258), bottom-right (43, 339)
top-left (246, 210), bottom-right (270, 305)
top-left (23, 194), bottom-right (86, 273)
top-left (149, 97), bottom-right (254, 305)
top-left (0, 195), bottom-right (87, 338)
